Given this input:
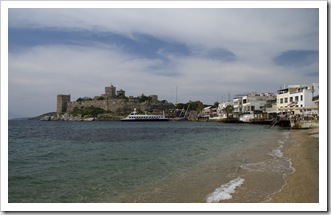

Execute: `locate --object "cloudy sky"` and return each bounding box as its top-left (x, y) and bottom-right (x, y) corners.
top-left (7, 5), bottom-right (320, 118)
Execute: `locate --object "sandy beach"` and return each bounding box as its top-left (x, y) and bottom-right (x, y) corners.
top-left (268, 128), bottom-right (319, 203)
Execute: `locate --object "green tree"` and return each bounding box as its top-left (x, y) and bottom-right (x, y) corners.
top-left (139, 94), bottom-right (152, 102)
top-left (97, 96), bottom-right (105, 100)
top-left (70, 106), bottom-right (107, 117)
top-left (76, 97), bottom-right (92, 102)
top-left (176, 103), bottom-right (188, 110)
top-left (116, 94), bottom-right (127, 100)
top-left (188, 100), bottom-right (205, 112)
top-left (222, 105), bottom-right (234, 118)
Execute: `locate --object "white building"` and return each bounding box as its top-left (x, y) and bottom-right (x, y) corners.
top-left (233, 92), bottom-right (276, 114)
top-left (233, 97), bottom-right (243, 117)
top-left (230, 92), bottom-right (276, 122)
top-left (277, 83), bottom-right (319, 114)
top-left (217, 101), bottom-right (234, 118)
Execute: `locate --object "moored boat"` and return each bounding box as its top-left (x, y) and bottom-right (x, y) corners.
top-left (290, 119), bottom-right (319, 129)
top-left (121, 108), bottom-right (169, 121)
top-left (289, 114), bottom-right (319, 129)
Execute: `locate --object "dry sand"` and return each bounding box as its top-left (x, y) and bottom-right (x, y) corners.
top-left (269, 128), bottom-right (319, 203)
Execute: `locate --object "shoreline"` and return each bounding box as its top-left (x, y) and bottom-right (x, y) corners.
top-left (268, 128), bottom-right (319, 203)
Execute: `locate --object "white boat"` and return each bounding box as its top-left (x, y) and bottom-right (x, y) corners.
top-left (290, 119), bottom-right (318, 129)
top-left (121, 108), bottom-right (169, 121)
top-left (239, 113), bottom-right (254, 122)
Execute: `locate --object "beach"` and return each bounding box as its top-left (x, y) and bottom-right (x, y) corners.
top-left (268, 128), bottom-right (319, 203)
top-left (8, 120), bottom-right (320, 204)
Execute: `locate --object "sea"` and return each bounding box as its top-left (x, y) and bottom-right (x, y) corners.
top-left (8, 120), bottom-right (294, 203)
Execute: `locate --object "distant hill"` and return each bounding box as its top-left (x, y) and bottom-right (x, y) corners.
top-left (29, 112), bottom-right (57, 120)
top-left (9, 117), bottom-right (30, 121)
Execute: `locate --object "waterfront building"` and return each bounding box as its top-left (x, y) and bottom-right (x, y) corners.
top-left (242, 92), bottom-right (276, 113)
top-left (231, 92), bottom-right (276, 122)
top-left (233, 92), bottom-right (276, 115)
top-left (217, 101), bottom-right (234, 119)
top-left (277, 83), bottom-right (318, 115)
top-left (200, 106), bottom-right (218, 120)
top-left (233, 96), bottom-right (243, 118)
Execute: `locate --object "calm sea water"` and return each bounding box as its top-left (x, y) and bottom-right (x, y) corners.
top-left (8, 120), bottom-right (293, 203)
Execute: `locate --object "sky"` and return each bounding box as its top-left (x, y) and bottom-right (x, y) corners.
top-left (7, 6), bottom-right (320, 118)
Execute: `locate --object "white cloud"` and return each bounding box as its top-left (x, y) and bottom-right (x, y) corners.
top-left (8, 45), bottom-right (161, 115)
top-left (8, 8), bottom-right (320, 117)
top-left (9, 8), bottom-right (318, 51)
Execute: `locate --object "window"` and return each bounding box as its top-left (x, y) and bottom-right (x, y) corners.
top-left (280, 98), bottom-right (283, 104)
top-left (300, 95), bottom-right (303, 101)
top-left (284, 98), bottom-right (288, 103)
top-left (295, 96), bottom-right (299, 101)
top-left (290, 97), bottom-right (293, 102)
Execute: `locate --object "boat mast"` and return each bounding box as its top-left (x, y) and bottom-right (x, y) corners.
top-left (184, 104), bottom-right (190, 117)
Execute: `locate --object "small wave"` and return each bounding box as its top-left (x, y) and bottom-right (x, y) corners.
top-left (269, 148), bottom-right (283, 158)
top-left (240, 158), bottom-right (294, 175)
top-left (206, 177), bottom-right (245, 203)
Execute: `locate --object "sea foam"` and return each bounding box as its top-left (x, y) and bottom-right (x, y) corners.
top-left (269, 148), bottom-right (283, 158)
top-left (206, 177), bottom-right (245, 203)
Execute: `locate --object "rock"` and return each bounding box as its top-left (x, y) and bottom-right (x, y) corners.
top-left (40, 115), bottom-right (51, 121)
top-left (83, 117), bottom-right (95, 121)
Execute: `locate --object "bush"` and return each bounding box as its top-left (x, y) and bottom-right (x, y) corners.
top-left (76, 97), bottom-right (92, 102)
top-left (97, 96), bottom-right (105, 100)
top-left (70, 106), bottom-right (107, 117)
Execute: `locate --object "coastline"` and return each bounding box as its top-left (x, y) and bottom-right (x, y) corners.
top-left (268, 128), bottom-right (319, 203)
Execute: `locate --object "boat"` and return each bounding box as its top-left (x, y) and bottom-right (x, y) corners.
top-left (121, 108), bottom-right (169, 121)
top-left (174, 104), bottom-right (190, 121)
top-left (290, 119), bottom-right (319, 129)
top-left (289, 115), bottom-right (319, 129)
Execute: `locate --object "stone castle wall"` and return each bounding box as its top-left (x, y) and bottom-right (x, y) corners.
top-left (59, 84), bottom-right (174, 115)
top-left (66, 99), bottom-right (175, 114)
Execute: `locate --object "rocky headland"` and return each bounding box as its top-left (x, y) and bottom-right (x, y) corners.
top-left (39, 113), bottom-right (122, 121)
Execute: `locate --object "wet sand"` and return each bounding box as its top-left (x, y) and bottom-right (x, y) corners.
top-left (269, 128), bottom-right (319, 203)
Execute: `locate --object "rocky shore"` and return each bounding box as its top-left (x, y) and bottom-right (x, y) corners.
top-left (39, 113), bottom-right (123, 121)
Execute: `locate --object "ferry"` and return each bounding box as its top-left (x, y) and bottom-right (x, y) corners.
top-left (121, 108), bottom-right (169, 121)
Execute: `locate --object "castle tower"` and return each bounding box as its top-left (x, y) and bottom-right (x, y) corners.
top-left (57, 94), bottom-right (71, 113)
top-left (116, 89), bottom-right (126, 97)
top-left (105, 85), bottom-right (116, 98)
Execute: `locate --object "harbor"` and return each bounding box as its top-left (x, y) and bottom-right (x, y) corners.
top-left (38, 83), bottom-right (319, 129)
top-left (6, 5), bottom-right (324, 211)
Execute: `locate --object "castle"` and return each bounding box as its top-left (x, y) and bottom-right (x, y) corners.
top-left (57, 84), bottom-right (174, 114)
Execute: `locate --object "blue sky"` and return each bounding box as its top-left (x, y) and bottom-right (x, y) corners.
top-left (7, 7), bottom-right (320, 118)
